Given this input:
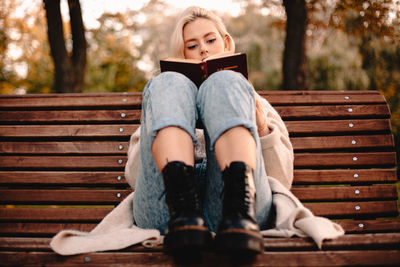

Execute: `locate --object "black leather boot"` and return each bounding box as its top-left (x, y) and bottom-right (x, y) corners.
top-left (162, 161), bottom-right (212, 254)
top-left (215, 161), bottom-right (264, 254)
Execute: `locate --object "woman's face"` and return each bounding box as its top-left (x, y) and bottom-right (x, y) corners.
top-left (183, 18), bottom-right (227, 61)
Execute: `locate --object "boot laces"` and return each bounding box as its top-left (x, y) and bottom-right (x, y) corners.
top-left (161, 177), bottom-right (201, 217)
top-left (222, 170), bottom-right (253, 217)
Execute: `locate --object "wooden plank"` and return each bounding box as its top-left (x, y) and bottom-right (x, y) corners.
top-left (0, 141), bottom-right (129, 154)
top-left (0, 169), bottom-right (396, 186)
top-left (0, 207), bottom-right (112, 222)
top-left (1, 201), bottom-right (397, 222)
top-left (293, 169), bottom-right (398, 184)
top-left (291, 185), bottom-right (398, 201)
top-left (0, 250), bottom-right (399, 266)
top-left (285, 119), bottom-right (392, 135)
top-left (0, 171), bottom-right (127, 185)
top-left (0, 110), bottom-right (141, 123)
top-left (1, 233), bottom-right (399, 251)
top-left (0, 120), bottom-right (391, 138)
top-left (305, 201), bottom-right (399, 218)
top-left (0, 91), bottom-right (383, 108)
top-left (263, 233), bottom-right (400, 251)
top-left (0, 135), bottom-right (393, 154)
top-left (0, 93), bottom-right (142, 108)
top-left (294, 152), bottom-right (396, 168)
top-left (258, 90), bottom-right (380, 95)
top-left (0, 125), bottom-right (137, 138)
top-left (291, 135), bottom-right (394, 150)
top-left (0, 189), bottom-right (132, 204)
top-left (0, 105), bottom-right (390, 124)
top-left (275, 104), bottom-right (390, 119)
top-left (337, 220), bottom-right (400, 234)
top-left (0, 169), bottom-right (396, 185)
top-left (1, 219), bottom-right (399, 236)
top-left (0, 156), bottom-right (127, 170)
top-left (0, 223), bottom-right (96, 235)
top-left (0, 186), bottom-right (395, 204)
top-left (0, 152), bottom-right (396, 170)
top-left (263, 93), bottom-right (386, 105)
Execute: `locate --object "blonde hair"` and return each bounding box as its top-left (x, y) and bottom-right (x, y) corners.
top-left (169, 6), bottom-right (235, 58)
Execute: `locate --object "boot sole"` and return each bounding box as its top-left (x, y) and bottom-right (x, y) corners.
top-left (214, 230), bottom-right (264, 254)
top-left (164, 227), bottom-right (212, 254)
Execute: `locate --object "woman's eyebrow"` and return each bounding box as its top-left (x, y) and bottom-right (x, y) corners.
top-left (184, 32), bottom-right (217, 43)
top-left (203, 32), bottom-right (217, 38)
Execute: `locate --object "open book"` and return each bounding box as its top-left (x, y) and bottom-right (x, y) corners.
top-left (160, 52), bottom-right (248, 87)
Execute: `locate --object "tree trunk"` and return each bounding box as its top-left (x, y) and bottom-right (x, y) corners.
top-left (43, 0), bottom-right (86, 93)
top-left (282, 0), bottom-right (309, 90)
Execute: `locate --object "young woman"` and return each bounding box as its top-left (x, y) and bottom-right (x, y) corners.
top-left (125, 6), bottom-right (294, 254)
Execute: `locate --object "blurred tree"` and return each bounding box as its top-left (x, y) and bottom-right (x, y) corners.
top-left (226, 2), bottom-right (285, 90)
top-left (84, 12), bottom-right (147, 92)
top-left (260, 0), bottom-right (309, 90)
top-left (43, 0), bottom-right (86, 93)
top-left (282, 0), bottom-right (309, 90)
top-left (330, 0), bottom-right (400, 163)
top-left (0, 0), bottom-right (17, 94)
top-left (1, 0), bottom-right (53, 94)
top-left (308, 30), bottom-right (369, 91)
top-left (135, 0), bottom-right (178, 75)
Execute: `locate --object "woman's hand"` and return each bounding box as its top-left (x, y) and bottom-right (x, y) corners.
top-left (256, 99), bottom-right (270, 137)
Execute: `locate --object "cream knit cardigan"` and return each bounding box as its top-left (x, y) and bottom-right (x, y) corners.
top-left (50, 93), bottom-right (344, 255)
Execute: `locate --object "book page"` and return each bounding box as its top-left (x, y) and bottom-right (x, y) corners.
top-left (162, 52), bottom-right (242, 63)
top-left (204, 51), bottom-right (240, 61)
top-left (161, 57), bottom-right (202, 64)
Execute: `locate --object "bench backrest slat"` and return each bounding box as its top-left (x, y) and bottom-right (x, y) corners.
top-left (0, 135), bottom-right (394, 153)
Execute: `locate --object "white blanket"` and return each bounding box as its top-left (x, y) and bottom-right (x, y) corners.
top-left (50, 176), bottom-right (344, 255)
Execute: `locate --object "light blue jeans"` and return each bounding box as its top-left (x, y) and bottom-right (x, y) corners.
top-left (133, 70), bottom-right (272, 234)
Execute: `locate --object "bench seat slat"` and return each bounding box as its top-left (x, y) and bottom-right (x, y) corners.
top-left (337, 220), bottom-right (400, 233)
top-left (0, 125), bottom-right (138, 138)
top-left (291, 185), bottom-right (398, 201)
top-left (0, 223), bottom-right (97, 235)
top-left (0, 186), bottom-right (396, 204)
top-left (1, 201), bottom-right (397, 221)
top-left (0, 110), bottom-right (141, 123)
top-left (0, 91), bottom-right (383, 108)
top-left (0, 156), bottom-right (127, 170)
top-left (0, 207), bottom-right (112, 221)
top-left (1, 233), bottom-right (399, 252)
top-left (0, 119), bottom-right (392, 138)
top-left (293, 169), bottom-right (398, 184)
top-left (0, 93), bottom-right (385, 109)
top-left (304, 201), bottom-right (398, 218)
top-left (0, 135), bottom-right (393, 154)
top-left (0, 94), bottom-right (142, 108)
top-left (0, 152), bottom-right (396, 169)
top-left (0, 189), bottom-right (132, 204)
top-left (0, 169), bottom-right (396, 185)
top-left (263, 93), bottom-right (386, 105)
top-left (286, 119), bottom-right (392, 134)
top-left (1, 220), bottom-right (399, 236)
top-left (0, 105), bottom-right (390, 124)
top-left (1, 250), bottom-right (399, 266)
top-left (275, 105), bottom-right (390, 119)
top-left (259, 90), bottom-right (380, 95)
top-left (295, 152), bottom-right (396, 167)
top-left (0, 171), bottom-right (126, 185)
top-left (0, 141), bottom-right (129, 154)
top-left (291, 135), bottom-right (394, 150)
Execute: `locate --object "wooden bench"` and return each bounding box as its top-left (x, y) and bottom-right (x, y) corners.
top-left (0, 91), bottom-right (399, 266)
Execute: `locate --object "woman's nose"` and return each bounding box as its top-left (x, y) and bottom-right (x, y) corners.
top-left (200, 43), bottom-right (208, 55)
